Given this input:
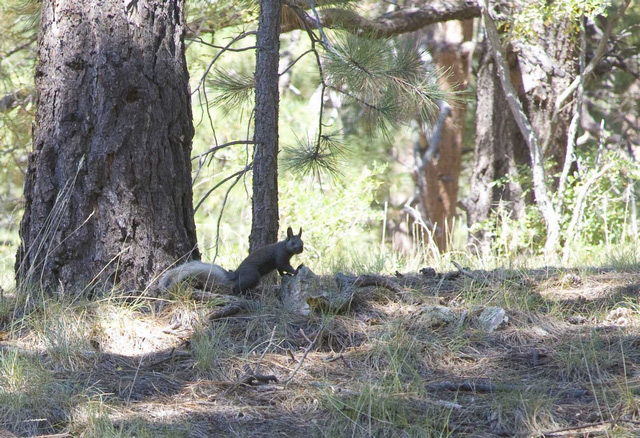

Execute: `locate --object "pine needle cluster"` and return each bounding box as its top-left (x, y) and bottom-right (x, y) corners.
top-left (283, 131), bottom-right (346, 179)
top-left (323, 33), bottom-right (448, 136)
top-left (207, 67), bottom-right (255, 109)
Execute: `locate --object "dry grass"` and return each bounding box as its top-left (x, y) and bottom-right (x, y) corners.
top-left (1, 267), bottom-right (640, 437)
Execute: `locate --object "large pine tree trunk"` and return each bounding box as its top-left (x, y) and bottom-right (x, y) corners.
top-left (250, 0), bottom-right (282, 252)
top-left (16, 0), bottom-right (198, 293)
top-left (463, 43), bottom-right (529, 255)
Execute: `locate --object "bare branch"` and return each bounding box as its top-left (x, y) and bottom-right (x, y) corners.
top-left (192, 140), bottom-right (255, 163)
top-left (194, 164), bottom-right (253, 214)
top-left (283, 0), bottom-right (481, 37)
top-left (192, 31), bottom-right (257, 95)
top-left (543, 0), bottom-right (632, 154)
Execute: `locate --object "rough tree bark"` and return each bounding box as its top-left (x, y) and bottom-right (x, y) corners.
top-left (516, 20), bottom-right (577, 180)
top-left (16, 0), bottom-right (198, 292)
top-left (481, 3), bottom-right (561, 255)
top-left (463, 43), bottom-right (528, 255)
top-left (250, 0), bottom-right (282, 252)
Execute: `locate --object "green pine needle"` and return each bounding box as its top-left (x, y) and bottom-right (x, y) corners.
top-left (323, 32), bottom-right (452, 136)
top-left (207, 68), bottom-right (255, 109)
top-left (283, 131), bottom-right (345, 179)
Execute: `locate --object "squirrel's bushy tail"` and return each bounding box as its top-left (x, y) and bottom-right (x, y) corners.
top-left (158, 261), bottom-right (232, 290)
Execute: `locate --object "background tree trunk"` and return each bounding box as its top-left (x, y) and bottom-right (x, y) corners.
top-left (416, 19), bottom-right (473, 252)
top-left (16, 0), bottom-right (198, 292)
top-left (517, 18), bottom-right (577, 181)
top-left (463, 43), bottom-right (528, 255)
top-left (250, 0), bottom-right (282, 252)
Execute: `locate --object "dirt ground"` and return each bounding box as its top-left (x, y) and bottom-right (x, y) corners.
top-left (1, 266), bottom-right (640, 437)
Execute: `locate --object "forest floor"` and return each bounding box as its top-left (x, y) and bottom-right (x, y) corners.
top-left (1, 264), bottom-right (640, 437)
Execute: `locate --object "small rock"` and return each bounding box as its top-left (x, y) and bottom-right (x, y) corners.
top-left (567, 315), bottom-right (587, 325)
top-left (420, 267), bottom-right (437, 278)
top-left (604, 307), bottom-right (635, 326)
top-left (414, 305), bottom-right (456, 327)
top-left (281, 266), bottom-right (322, 315)
top-left (478, 307), bottom-right (508, 332)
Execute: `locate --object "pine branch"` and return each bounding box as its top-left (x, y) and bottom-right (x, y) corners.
top-left (282, 0), bottom-right (481, 37)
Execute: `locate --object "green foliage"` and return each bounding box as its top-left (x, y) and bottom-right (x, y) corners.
top-left (560, 152), bottom-right (639, 248)
top-left (510, 0), bottom-right (611, 37)
top-left (186, 0), bottom-right (257, 30)
top-left (0, 1), bottom-right (38, 228)
top-left (283, 130), bottom-right (346, 179)
top-left (0, 349), bottom-right (75, 436)
top-left (278, 166), bottom-right (385, 272)
top-left (207, 66), bottom-right (255, 110)
top-left (324, 34), bottom-right (445, 137)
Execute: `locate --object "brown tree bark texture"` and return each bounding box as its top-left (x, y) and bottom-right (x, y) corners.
top-left (418, 19), bottom-right (473, 252)
top-left (251, 0), bottom-right (282, 252)
top-left (16, 0), bottom-right (198, 292)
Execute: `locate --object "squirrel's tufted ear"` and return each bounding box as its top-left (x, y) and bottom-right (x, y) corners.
top-left (298, 227), bottom-right (302, 237)
top-left (287, 227), bottom-right (293, 238)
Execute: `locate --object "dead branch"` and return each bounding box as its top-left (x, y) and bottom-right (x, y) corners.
top-left (194, 164), bottom-right (253, 214)
top-left (282, 0), bottom-right (481, 37)
top-left (208, 303), bottom-right (246, 320)
top-left (336, 273), bottom-right (403, 294)
top-left (451, 261), bottom-right (476, 280)
top-left (529, 421), bottom-right (611, 437)
top-left (240, 367), bottom-right (279, 385)
top-left (284, 328), bottom-right (321, 384)
top-left (427, 379), bottom-right (519, 393)
top-left (192, 140), bottom-right (255, 163)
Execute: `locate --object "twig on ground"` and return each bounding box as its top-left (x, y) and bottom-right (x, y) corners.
top-left (451, 261), bottom-right (476, 280)
top-left (427, 380), bottom-right (519, 393)
top-left (336, 273), bottom-right (403, 294)
top-left (257, 326), bottom-right (277, 362)
top-left (208, 303), bottom-right (246, 320)
top-left (284, 328), bottom-right (321, 384)
top-left (322, 354), bottom-right (344, 363)
top-left (162, 321), bottom-right (182, 334)
top-left (240, 364), bottom-right (279, 385)
top-left (526, 420), bottom-right (611, 437)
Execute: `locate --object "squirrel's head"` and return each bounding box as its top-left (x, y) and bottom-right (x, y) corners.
top-left (285, 227), bottom-right (304, 254)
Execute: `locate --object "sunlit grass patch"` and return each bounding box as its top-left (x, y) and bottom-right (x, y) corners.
top-left (73, 400), bottom-right (190, 438)
top-left (191, 321), bottom-right (237, 377)
top-left (0, 348), bottom-right (76, 435)
top-left (319, 379), bottom-right (456, 438)
top-left (28, 301), bottom-right (93, 370)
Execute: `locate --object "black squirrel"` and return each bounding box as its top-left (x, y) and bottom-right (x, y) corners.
top-left (158, 227), bottom-right (303, 293)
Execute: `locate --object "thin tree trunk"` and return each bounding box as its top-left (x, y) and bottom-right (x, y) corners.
top-left (16, 0), bottom-right (198, 293)
top-left (251, 0), bottom-right (282, 252)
